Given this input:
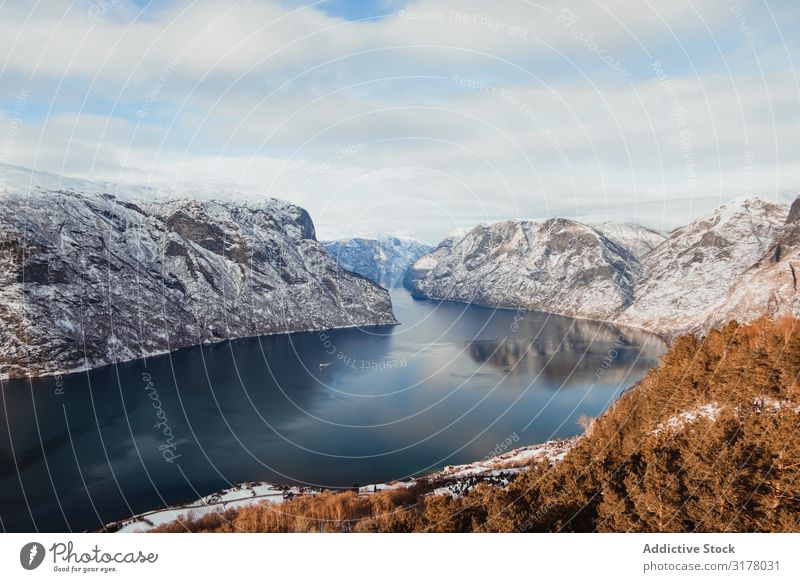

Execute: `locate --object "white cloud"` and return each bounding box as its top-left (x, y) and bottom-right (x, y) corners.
top-left (0, 0), bottom-right (797, 241)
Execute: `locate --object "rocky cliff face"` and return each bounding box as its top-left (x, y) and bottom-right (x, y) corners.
top-left (404, 218), bottom-right (640, 320)
top-left (617, 197), bottom-right (787, 339)
top-left (323, 236), bottom-right (432, 288)
top-left (595, 222), bottom-right (666, 259)
top-left (406, 198), bottom-right (794, 340)
top-left (0, 185), bottom-right (396, 379)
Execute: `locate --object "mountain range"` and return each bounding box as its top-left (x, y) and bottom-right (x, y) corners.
top-left (406, 197), bottom-right (797, 340)
top-left (2, 163), bottom-right (798, 377)
top-left (405, 218), bottom-right (640, 321)
top-left (323, 236), bottom-right (432, 288)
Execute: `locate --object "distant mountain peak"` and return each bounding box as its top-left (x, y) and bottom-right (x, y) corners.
top-left (323, 235), bottom-right (433, 289)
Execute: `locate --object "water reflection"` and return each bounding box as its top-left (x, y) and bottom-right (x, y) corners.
top-left (466, 317), bottom-right (660, 387)
top-left (0, 290), bottom-right (665, 532)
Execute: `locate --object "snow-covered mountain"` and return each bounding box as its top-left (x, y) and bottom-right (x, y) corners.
top-left (404, 218), bottom-right (640, 320)
top-left (617, 197), bottom-right (787, 338)
top-left (705, 197), bottom-right (800, 330)
top-left (402, 229), bottom-right (465, 289)
top-left (595, 222), bottom-right (666, 259)
top-left (323, 236), bottom-right (433, 288)
top-left (0, 179), bottom-right (396, 379)
top-left (406, 198), bottom-right (797, 340)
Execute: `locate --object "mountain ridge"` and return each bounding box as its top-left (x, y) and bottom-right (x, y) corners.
top-left (406, 196), bottom-right (794, 340)
top-left (404, 217), bottom-right (640, 321)
top-left (0, 181), bottom-right (397, 379)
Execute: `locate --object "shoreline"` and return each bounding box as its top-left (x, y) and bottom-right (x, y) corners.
top-left (0, 319), bottom-right (400, 382)
top-left (3, 291), bottom-right (673, 382)
top-left (106, 436), bottom-right (578, 533)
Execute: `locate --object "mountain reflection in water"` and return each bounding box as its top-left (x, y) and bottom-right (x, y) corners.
top-left (466, 318), bottom-right (656, 387)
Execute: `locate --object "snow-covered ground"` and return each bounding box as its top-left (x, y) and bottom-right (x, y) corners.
top-left (427, 437), bottom-right (577, 480)
top-left (650, 395), bottom-right (800, 436)
top-left (650, 403), bottom-right (722, 435)
top-left (107, 437), bottom-right (578, 532)
top-left (110, 483), bottom-right (324, 533)
top-left (423, 437), bottom-right (578, 497)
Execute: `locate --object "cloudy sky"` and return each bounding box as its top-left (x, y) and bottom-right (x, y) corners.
top-left (1, 0), bottom-right (798, 241)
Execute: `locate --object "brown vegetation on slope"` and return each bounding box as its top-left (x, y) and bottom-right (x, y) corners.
top-left (153, 317), bottom-right (800, 533)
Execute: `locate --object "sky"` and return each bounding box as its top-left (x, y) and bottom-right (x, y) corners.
top-left (0, 0), bottom-right (798, 242)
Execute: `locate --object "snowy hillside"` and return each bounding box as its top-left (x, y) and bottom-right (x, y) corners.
top-left (404, 218), bottom-right (640, 320)
top-left (407, 198), bottom-right (796, 340)
top-left (617, 197), bottom-right (787, 338)
top-left (595, 222), bottom-right (666, 259)
top-left (705, 198), bottom-right (800, 329)
top-left (0, 171), bottom-right (397, 379)
top-left (323, 236), bottom-right (432, 288)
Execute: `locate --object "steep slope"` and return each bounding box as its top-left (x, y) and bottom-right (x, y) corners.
top-left (595, 222), bottom-right (666, 259)
top-left (402, 228), bottom-right (469, 290)
top-left (617, 197), bottom-right (787, 339)
top-left (706, 198), bottom-right (800, 328)
top-left (323, 236), bottom-right (432, 288)
top-left (0, 186), bottom-right (396, 379)
top-left (404, 219), bottom-right (640, 320)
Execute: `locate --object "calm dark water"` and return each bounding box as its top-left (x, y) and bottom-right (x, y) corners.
top-left (0, 290), bottom-right (665, 532)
